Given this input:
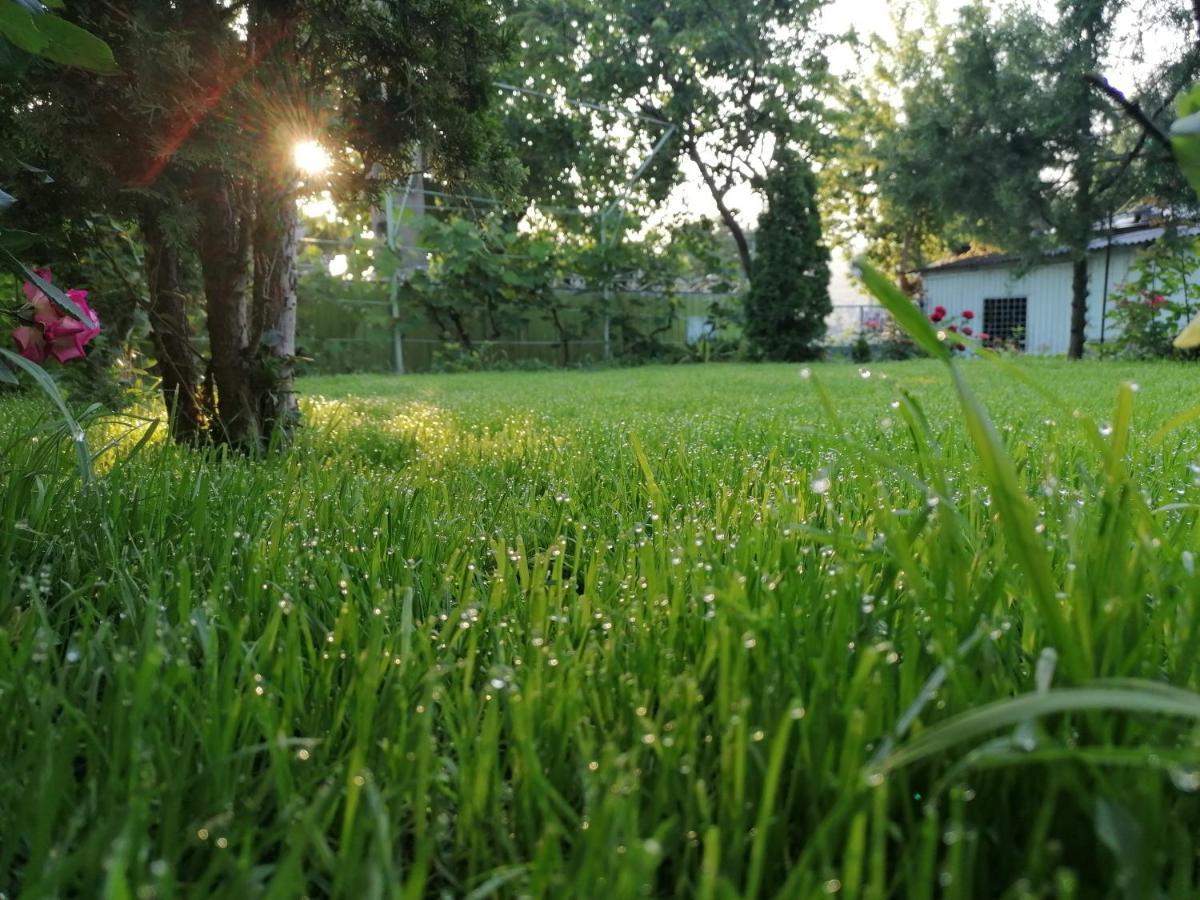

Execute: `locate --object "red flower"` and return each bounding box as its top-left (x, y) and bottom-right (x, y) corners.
top-left (1147, 294), bottom-right (1167, 308)
top-left (956, 342), bottom-right (967, 352)
top-left (13, 272), bottom-right (101, 365)
top-left (947, 324), bottom-right (958, 333)
top-left (930, 305), bottom-right (947, 323)
top-left (979, 332), bottom-right (991, 341)
top-left (12, 325), bottom-right (47, 363)
top-left (962, 309), bottom-right (975, 320)
top-left (962, 326), bottom-right (973, 336)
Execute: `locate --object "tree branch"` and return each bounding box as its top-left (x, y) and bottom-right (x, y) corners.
top-left (1086, 73), bottom-right (1174, 157)
top-left (1094, 128), bottom-right (1150, 197)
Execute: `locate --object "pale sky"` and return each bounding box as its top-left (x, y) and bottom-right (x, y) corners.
top-left (663, 0), bottom-right (1184, 297)
top-left (665, 0), bottom-right (957, 240)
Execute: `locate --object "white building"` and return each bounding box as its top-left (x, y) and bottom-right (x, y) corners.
top-left (921, 212), bottom-right (1200, 355)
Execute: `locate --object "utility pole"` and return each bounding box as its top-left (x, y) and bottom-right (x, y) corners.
top-left (384, 146), bottom-right (426, 375)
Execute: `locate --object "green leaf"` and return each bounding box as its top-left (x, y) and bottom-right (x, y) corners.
top-left (0, 360), bottom-right (17, 385)
top-left (0, 346), bottom-right (92, 485)
top-left (0, 1), bottom-right (50, 55)
top-left (4, 251), bottom-right (98, 326)
top-left (0, 227), bottom-right (39, 252)
top-left (26, 10), bottom-right (117, 74)
top-left (877, 682), bottom-right (1200, 773)
top-left (1149, 402), bottom-right (1200, 447)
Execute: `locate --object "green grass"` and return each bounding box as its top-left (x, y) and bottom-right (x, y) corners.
top-left (3, 359), bottom-right (1200, 898)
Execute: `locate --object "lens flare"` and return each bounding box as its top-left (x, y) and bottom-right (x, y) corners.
top-left (294, 140), bottom-right (331, 175)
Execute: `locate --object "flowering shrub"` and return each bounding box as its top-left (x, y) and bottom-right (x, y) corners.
top-left (1103, 232), bottom-right (1200, 359)
top-left (0, 267), bottom-right (102, 485)
top-left (927, 305), bottom-right (989, 354)
top-left (9, 269), bottom-right (102, 364)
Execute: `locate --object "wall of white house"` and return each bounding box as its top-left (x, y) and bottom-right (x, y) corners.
top-left (920, 247), bottom-right (1165, 355)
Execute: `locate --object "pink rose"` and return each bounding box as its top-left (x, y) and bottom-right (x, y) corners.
top-left (930, 305), bottom-right (946, 323)
top-left (14, 273), bottom-right (102, 365)
top-left (43, 290), bottom-right (101, 362)
top-left (962, 309), bottom-right (975, 320)
top-left (12, 325), bottom-right (48, 363)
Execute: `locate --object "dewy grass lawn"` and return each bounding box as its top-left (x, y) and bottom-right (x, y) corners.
top-left (2, 359), bottom-right (1200, 897)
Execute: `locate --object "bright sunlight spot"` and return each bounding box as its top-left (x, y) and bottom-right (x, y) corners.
top-left (299, 190), bottom-right (339, 223)
top-left (327, 253), bottom-right (348, 277)
top-left (293, 140), bottom-right (331, 175)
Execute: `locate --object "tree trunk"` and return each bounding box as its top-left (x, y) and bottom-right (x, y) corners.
top-left (1069, 256), bottom-right (1088, 360)
top-left (196, 171), bottom-right (259, 448)
top-left (248, 0), bottom-right (302, 443)
top-left (252, 172), bottom-right (301, 440)
top-left (140, 208), bottom-right (205, 442)
top-left (686, 142), bottom-right (754, 279)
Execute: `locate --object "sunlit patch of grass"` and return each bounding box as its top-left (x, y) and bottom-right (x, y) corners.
top-left (3, 359), bottom-right (1200, 897)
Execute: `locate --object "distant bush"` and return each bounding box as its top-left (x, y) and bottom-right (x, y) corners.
top-left (1102, 233), bottom-right (1200, 360)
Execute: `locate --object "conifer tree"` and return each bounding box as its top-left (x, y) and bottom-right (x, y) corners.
top-left (744, 149), bottom-right (831, 361)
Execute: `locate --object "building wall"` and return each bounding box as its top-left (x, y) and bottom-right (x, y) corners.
top-left (922, 248), bottom-right (1144, 355)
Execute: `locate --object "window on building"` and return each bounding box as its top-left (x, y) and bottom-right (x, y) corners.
top-left (983, 297), bottom-right (1027, 350)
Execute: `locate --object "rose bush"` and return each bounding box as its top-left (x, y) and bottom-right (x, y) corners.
top-left (6, 268), bottom-right (101, 365)
top-left (927, 305), bottom-right (988, 353)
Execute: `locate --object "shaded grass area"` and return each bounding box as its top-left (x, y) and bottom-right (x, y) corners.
top-left (2, 359), bottom-right (1200, 897)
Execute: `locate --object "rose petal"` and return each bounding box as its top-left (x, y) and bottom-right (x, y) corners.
top-left (49, 335), bottom-right (86, 363)
top-left (12, 325), bottom-right (48, 364)
top-left (21, 267), bottom-right (52, 302)
top-left (45, 316), bottom-right (89, 340)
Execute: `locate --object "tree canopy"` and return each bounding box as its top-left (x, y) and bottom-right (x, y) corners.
top-left (2, 0), bottom-right (514, 445)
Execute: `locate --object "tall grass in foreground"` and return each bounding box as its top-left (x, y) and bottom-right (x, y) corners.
top-left (2, 359), bottom-right (1200, 898)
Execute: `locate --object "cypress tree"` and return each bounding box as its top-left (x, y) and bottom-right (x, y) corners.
top-left (745, 148), bottom-right (831, 360)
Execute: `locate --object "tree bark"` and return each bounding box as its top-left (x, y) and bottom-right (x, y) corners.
top-left (196, 171), bottom-right (259, 449)
top-left (248, 0), bottom-right (302, 443)
top-left (141, 208), bottom-right (206, 442)
top-left (252, 173), bottom-right (301, 440)
top-left (1069, 256), bottom-right (1089, 360)
top-left (686, 142), bottom-right (754, 279)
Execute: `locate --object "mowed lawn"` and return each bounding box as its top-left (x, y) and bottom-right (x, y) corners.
top-left (3, 359), bottom-right (1200, 897)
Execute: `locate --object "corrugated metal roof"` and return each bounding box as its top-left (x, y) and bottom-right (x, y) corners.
top-left (921, 224), bottom-right (1200, 275)
top-left (920, 252), bottom-right (1015, 273)
top-left (1088, 224), bottom-right (1200, 250)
